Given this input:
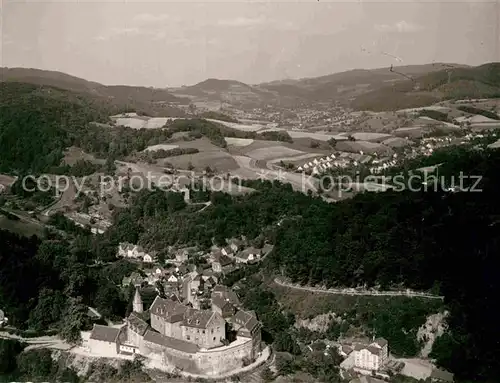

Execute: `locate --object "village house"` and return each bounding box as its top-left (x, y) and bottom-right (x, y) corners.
top-left (211, 285), bottom-right (241, 318)
top-left (211, 253), bottom-right (234, 274)
top-left (235, 247), bottom-right (262, 264)
top-left (227, 238), bottom-right (244, 253)
top-left (353, 338), bottom-right (388, 372)
top-left (117, 243), bottom-right (153, 262)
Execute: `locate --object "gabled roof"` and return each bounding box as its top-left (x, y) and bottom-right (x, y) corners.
top-left (128, 312), bottom-right (149, 336)
top-left (90, 324), bottom-right (120, 343)
top-left (353, 343), bottom-right (381, 355)
top-left (373, 338), bottom-right (387, 347)
top-left (211, 285), bottom-right (240, 306)
top-left (150, 296), bottom-right (188, 322)
top-left (214, 254), bottom-right (233, 266)
top-left (233, 310), bottom-right (260, 333)
top-left (143, 329), bottom-right (199, 353)
top-left (183, 309), bottom-right (216, 329)
top-left (212, 295), bottom-right (233, 310)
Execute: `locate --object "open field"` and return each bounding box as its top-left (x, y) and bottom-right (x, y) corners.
top-left (393, 126), bottom-right (427, 139)
top-left (224, 137), bottom-right (255, 147)
top-left (143, 144), bottom-right (179, 152)
top-left (288, 131), bottom-right (346, 141)
top-left (336, 140), bottom-right (392, 155)
top-left (245, 146), bottom-right (305, 161)
top-left (382, 137), bottom-right (414, 148)
top-left (350, 132), bottom-right (393, 141)
top-left (268, 152), bottom-right (322, 165)
top-left (112, 116), bottom-right (177, 129)
top-left (232, 155), bottom-right (317, 193)
top-left (169, 137), bottom-right (223, 151)
top-left (206, 119), bottom-right (264, 132)
top-left (62, 147), bottom-right (105, 166)
top-left (159, 151), bottom-right (239, 172)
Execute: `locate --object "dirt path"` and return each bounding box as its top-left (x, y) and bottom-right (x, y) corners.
top-left (0, 331), bottom-right (72, 350)
top-left (274, 278), bottom-right (444, 300)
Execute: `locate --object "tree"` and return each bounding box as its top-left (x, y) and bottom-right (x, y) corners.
top-left (59, 297), bottom-right (90, 344)
top-left (28, 289), bottom-right (66, 331)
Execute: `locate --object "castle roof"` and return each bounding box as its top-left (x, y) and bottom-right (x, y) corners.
top-left (150, 296), bottom-right (188, 323)
top-left (89, 324), bottom-right (120, 343)
top-left (211, 285), bottom-right (240, 306)
top-left (183, 308), bottom-right (216, 329)
top-left (212, 295), bottom-right (233, 310)
top-left (128, 312), bottom-right (149, 336)
top-left (143, 329), bottom-right (199, 353)
top-left (233, 310), bottom-right (259, 333)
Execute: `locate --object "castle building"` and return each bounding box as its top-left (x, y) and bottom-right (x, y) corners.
top-left (150, 296), bottom-right (226, 349)
top-left (87, 291), bottom-right (262, 376)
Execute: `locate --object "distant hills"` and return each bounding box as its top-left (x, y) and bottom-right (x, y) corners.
top-left (350, 63), bottom-right (500, 111)
top-left (172, 78), bottom-right (276, 108)
top-left (172, 62), bottom-right (499, 110)
top-left (0, 67), bottom-right (190, 117)
top-left (2, 63), bottom-right (499, 112)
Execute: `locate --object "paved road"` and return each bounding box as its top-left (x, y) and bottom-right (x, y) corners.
top-left (274, 278), bottom-right (444, 300)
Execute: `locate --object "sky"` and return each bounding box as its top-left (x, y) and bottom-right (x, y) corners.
top-left (1, 0), bottom-right (499, 87)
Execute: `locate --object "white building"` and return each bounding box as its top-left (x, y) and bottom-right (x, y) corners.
top-left (353, 338), bottom-right (388, 372)
top-left (88, 324), bottom-right (120, 355)
top-left (118, 243), bottom-right (152, 261)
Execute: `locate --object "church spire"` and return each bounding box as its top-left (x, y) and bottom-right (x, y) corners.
top-left (133, 286), bottom-right (143, 313)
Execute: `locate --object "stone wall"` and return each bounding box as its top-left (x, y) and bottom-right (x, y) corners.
top-left (160, 337), bottom-right (255, 376)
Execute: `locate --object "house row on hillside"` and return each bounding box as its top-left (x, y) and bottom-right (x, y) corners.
top-left (118, 243), bottom-right (155, 263)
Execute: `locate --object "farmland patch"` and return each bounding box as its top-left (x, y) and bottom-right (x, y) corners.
top-left (143, 144), bottom-right (179, 152)
top-left (245, 146), bottom-right (305, 161)
top-left (224, 137), bottom-right (255, 147)
top-left (159, 151), bottom-right (239, 172)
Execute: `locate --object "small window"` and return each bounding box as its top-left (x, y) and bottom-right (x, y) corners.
top-left (203, 330), bottom-right (205, 334)
top-left (213, 337), bottom-right (216, 341)
top-left (211, 329), bottom-right (214, 334)
top-left (187, 335), bottom-right (190, 340)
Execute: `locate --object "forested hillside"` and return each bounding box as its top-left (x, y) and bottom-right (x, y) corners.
top-left (0, 83), bottom-right (290, 174)
top-left (351, 62), bottom-right (500, 111)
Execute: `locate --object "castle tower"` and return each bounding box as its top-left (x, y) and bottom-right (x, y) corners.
top-left (133, 286), bottom-right (143, 313)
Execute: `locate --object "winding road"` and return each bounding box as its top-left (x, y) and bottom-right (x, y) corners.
top-left (274, 278), bottom-right (444, 300)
